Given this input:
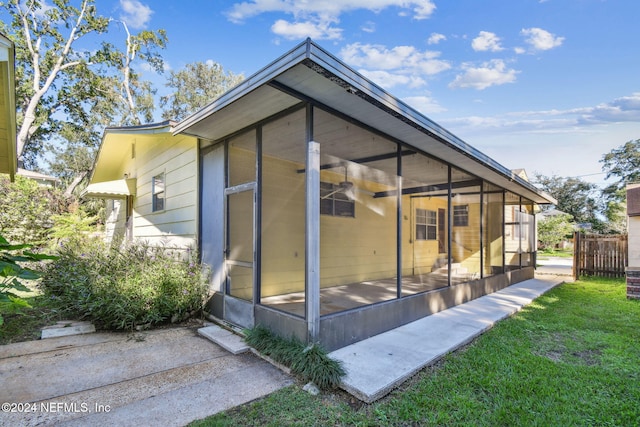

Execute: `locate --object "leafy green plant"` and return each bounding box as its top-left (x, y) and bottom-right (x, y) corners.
top-left (0, 234), bottom-right (56, 326)
top-left (49, 209), bottom-right (98, 242)
top-left (245, 326), bottom-right (345, 389)
top-left (538, 212), bottom-right (575, 250)
top-left (41, 236), bottom-right (209, 330)
top-left (0, 175), bottom-right (67, 246)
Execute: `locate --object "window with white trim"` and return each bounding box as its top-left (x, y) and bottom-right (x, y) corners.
top-left (152, 173), bottom-right (165, 212)
top-left (416, 208), bottom-right (437, 240)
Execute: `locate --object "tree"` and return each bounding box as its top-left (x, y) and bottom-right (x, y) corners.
top-left (1, 0), bottom-right (167, 176)
top-left (161, 61), bottom-right (244, 121)
top-left (537, 213), bottom-right (575, 250)
top-left (534, 174), bottom-right (604, 228)
top-left (0, 0), bottom-right (111, 166)
top-left (0, 175), bottom-right (67, 246)
top-left (93, 20), bottom-right (167, 127)
top-left (46, 20), bottom-right (168, 196)
top-left (601, 139), bottom-right (640, 202)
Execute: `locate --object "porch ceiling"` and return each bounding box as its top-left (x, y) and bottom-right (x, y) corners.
top-left (174, 39), bottom-right (555, 205)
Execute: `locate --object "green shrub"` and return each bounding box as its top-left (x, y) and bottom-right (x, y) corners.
top-left (0, 234), bottom-right (57, 325)
top-left (0, 175), bottom-right (67, 246)
top-left (245, 325), bottom-right (345, 390)
top-left (40, 237), bottom-right (209, 330)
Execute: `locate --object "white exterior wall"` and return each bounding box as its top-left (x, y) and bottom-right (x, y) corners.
top-left (629, 216), bottom-right (640, 267)
top-left (104, 199), bottom-right (127, 243)
top-left (130, 134), bottom-right (198, 250)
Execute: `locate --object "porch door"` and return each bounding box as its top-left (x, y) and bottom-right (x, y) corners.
top-left (225, 184), bottom-right (256, 302)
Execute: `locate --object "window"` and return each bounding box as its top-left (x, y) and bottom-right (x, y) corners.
top-left (416, 208), bottom-right (437, 240)
top-left (320, 181), bottom-right (355, 217)
top-left (152, 173), bottom-right (165, 212)
top-left (513, 209), bottom-right (528, 240)
top-left (453, 205), bottom-right (469, 227)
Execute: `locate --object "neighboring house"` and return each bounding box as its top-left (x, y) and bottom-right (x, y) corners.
top-left (89, 39), bottom-right (556, 351)
top-left (627, 183), bottom-right (640, 299)
top-left (0, 32), bottom-right (16, 181)
top-left (17, 167), bottom-right (60, 187)
top-left (83, 121), bottom-right (199, 248)
top-left (511, 168), bottom-right (530, 182)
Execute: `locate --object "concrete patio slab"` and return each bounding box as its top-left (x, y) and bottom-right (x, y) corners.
top-left (329, 275), bottom-right (566, 403)
top-left (0, 326), bottom-right (292, 427)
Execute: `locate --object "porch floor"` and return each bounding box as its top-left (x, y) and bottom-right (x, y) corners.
top-left (260, 273), bottom-right (473, 316)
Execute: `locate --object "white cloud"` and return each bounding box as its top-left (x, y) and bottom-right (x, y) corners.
top-left (359, 69), bottom-right (426, 89)
top-left (514, 47), bottom-right (526, 55)
top-left (361, 21), bottom-right (376, 33)
top-left (575, 92), bottom-right (640, 124)
top-left (441, 92), bottom-right (640, 136)
top-left (471, 31), bottom-right (503, 52)
top-left (436, 94), bottom-right (640, 182)
top-left (271, 19), bottom-right (342, 40)
top-left (403, 95), bottom-right (446, 114)
top-left (427, 32), bottom-right (446, 45)
top-left (226, 1), bottom-right (436, 39)
top-left (226, 0), bottom-right (436, 22)
top-left (340, 43), bottom-right (450, 75)
top-left (119, 0), bottom-right (153, 29)
top-left (520, 27), bottom-right (564, 51)
top-left (449, 59), bottom-right (518, 90)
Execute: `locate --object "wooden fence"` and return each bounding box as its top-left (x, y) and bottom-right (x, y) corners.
top-left (573, 232), bottom-right (628, 279)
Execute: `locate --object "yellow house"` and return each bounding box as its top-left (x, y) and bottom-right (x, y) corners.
top-left (89, 40), bottom-right (555, 351)
top-left (0, 32), bottom-right (16, 180)
top-left (83, 121), bottom-right (199, 249)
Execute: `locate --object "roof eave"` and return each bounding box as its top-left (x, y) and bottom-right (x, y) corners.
top-left (174, 39), bottom-right (555, 205)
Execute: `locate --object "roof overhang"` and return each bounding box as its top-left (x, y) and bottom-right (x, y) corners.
top-left (81, 178), bottom-right (137, 198)
top-left (174, 39), bottom-right (556, 205)
top-left (0, 33), bottom-right (16, 181)
top-left (88, 120), bottom-right (175, 184)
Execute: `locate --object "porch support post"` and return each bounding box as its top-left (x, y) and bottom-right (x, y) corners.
top-left (305, 105), bottom-right (320, 343)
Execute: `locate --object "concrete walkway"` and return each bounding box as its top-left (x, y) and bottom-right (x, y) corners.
top-left (329, 274), bottom-right (569, 403)
top-left (1, 272), bottom-right (570, 425)
top-left (0, 326), bottom-right (292, 427)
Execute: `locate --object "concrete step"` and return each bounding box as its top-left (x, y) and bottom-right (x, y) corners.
top-left (41, 321), bottom-right (96, 339)
top-left (198, 325), bottom-right (250, 355)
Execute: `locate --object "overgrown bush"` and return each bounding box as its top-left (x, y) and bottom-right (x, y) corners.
top-left (245, 326), bottom-right (345, 390)
top-left (0, 234), bottom-right (56, 326)
top-left (0, 175), bottom-right (67, 246)
top-left (40, 237), bottom-right (209, 330)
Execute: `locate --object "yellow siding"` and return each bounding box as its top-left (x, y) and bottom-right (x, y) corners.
top-left (260, 154), bottom-right (306, 296)
top-left (99, 132), bottom-right (198, 249)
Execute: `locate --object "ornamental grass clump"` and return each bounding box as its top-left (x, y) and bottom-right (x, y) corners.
top-left (41, 237), bottom-right (209, 330)
top-left (245, 325), bottom-right (345, 390)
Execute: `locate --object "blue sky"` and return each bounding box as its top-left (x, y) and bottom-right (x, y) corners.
top-left (105, 1), bottom-right (640, 186)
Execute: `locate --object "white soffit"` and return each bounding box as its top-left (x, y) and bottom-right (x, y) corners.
top-left (175, 39), bottom-right (555, 205)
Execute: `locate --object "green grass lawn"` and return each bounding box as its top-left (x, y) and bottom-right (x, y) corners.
top-left (537, 248), bottom-right (574, 259)
top-left (191, 277), bottom-right (640, 426)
